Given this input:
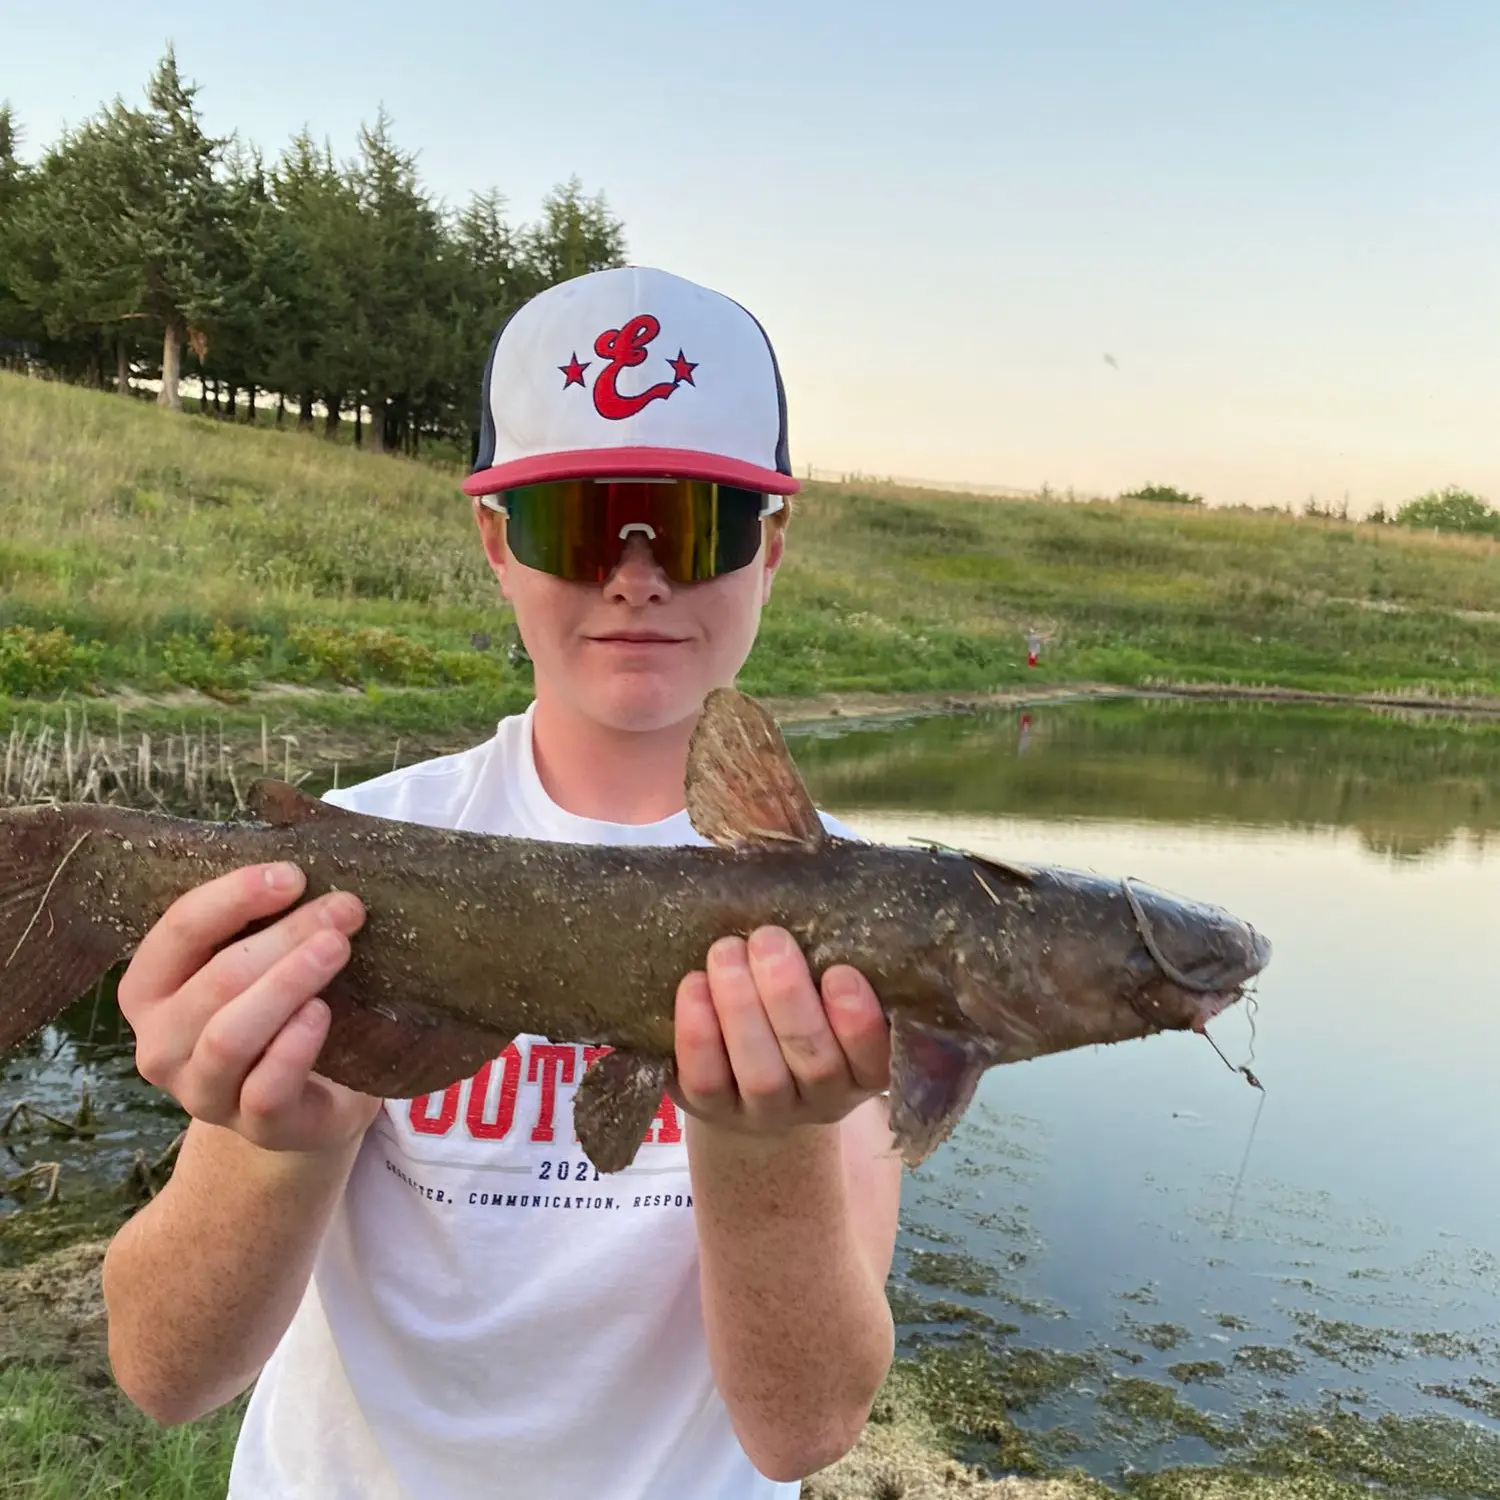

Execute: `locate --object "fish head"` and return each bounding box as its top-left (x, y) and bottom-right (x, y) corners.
top-left (951, 867), bottom-right (1271, 1058)
top-left (1111, 878), bottom-right (1272, 1034)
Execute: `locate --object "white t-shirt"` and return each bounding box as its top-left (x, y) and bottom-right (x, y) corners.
top-left (229, 703), bottom-right (853, 1500)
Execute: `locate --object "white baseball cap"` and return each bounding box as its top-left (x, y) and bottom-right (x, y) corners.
top-left (463, 266), bottom-right (799, 499)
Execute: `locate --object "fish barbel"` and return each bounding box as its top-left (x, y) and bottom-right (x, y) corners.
top-left (0, 689), bottom-right (1271, 1172)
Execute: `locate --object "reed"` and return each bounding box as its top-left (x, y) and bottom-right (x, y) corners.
top-left (0, 708), bottom-right (328, 816)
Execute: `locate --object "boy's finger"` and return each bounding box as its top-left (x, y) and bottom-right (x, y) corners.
top-left (821, 966), bottom-right (891, 1094)
top-left (120, 863), bottom-right (309, 1011)
top-left (706, 936), bottom-right (795, 1118)
top-left (236, 1000), bottom-right (333, 1138)
top-left (673, 971), bottom-right (735, 1110)
top-left (175, 890), bottom-right (364, 1035)
top-left (746, 927), bottom-right (854, 1109)
top-left (174, 930), bottom-right (350, 1116)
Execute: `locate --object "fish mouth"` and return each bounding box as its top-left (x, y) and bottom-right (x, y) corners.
top-left (1180, 926), bottom-right (1271, 1029)
top-left (1121, 879), bottom-right (1272, 1033)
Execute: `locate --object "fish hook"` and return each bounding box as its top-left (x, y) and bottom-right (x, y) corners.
top-left (1123, 877), bottom-right (1265, 1093)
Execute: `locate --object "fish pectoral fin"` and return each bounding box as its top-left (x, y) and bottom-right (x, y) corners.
top-left (315, 979), bottom-right (509, 1100)
top-left (887, 1012), bottom-right (999, 1167)
top-left (685, 689), bottom-right (826, 853)
top-left (573, 1050), bottom-right (672, 1174)
top-left (246, 780), bottom-right (362, 828)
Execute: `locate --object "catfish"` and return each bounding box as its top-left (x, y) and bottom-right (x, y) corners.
top-left (0, 689), bottom-right (1270, 1172)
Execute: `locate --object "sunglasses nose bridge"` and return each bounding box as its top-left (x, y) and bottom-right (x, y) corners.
top-left (604, 530), bottom-right (674, 595)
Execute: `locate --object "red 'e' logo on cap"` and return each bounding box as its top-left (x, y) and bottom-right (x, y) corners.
top-left (557, 314), bottom-right (697, 421)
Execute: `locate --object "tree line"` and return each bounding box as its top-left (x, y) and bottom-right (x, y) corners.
top-left (0, 48), bottom-right (626, 455)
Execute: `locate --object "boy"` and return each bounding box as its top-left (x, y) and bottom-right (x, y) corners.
top-left (101, 266), bottom-right (903, 1499)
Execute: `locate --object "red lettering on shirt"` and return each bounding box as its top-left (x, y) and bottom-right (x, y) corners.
top-left (465, 1044), bottom-right (523, 1140)
top-left (408, 1082), bottom-right (461, 1136)
top-left (528, 1043), bottom-right (578, 1142)
top-left (645, 1093), bottom-right (683, 1145)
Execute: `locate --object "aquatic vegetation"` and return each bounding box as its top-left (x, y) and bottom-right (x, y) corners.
top-left (1123, 1318), bottom-right (1190, 1352)
top-left (873, 1339), bottom-right (1043, 1473)
top-left (1166, 1362), bottom-right (1227, 1386)
top-left (1242, 1404), bottom-right (1500, 1499)
top-left (906, 1249), bottom-right (999, 1299)
top-left (1420, 1375), bottom-right (1500, 1421)
top-left (1231, 1346), bottom-right (1302, 1377)
top-left (1099, 1377), bottom-right (1233, 1448)
top-left (1287, 1310), bottom-right (1494, 1371)
top-left (885, 1284), bottom-right (1011, 1335)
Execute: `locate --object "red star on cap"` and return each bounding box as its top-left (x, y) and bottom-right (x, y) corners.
top-left (668, 349), bottom-right (698, 386)
top-left (559, 352), bottom-right (590, 389)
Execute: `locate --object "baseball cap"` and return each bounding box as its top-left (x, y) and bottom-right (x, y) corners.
top-left (463, 266), bottom-right (799, 499)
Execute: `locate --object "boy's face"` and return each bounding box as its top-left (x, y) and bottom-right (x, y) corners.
top-left (474, 501), bottom-right (785, 733)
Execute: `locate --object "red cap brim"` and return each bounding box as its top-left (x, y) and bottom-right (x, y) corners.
top-left (462, 447), bottom-right (800, 498)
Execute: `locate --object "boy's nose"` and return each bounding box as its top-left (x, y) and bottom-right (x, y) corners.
top-left (604, 533), bottom-right (672, 603)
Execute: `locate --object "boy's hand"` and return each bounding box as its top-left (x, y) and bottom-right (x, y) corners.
top-left (117, 863), bottom-right (382, 1156)
top-left (673, 926), bottom-right (890, 1134)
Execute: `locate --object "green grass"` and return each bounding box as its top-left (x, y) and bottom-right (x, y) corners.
top-left (0, 1366), bottom-right (242, 1498)
top-left (3, 371), bottom-right (1499, 760)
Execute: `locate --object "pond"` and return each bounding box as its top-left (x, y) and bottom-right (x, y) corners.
top-left (5, 695), bottom-right (1500, 1487)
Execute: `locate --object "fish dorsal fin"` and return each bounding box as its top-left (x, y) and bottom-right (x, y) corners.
top-left (911, 838), bottom-right (1033, 885)
top-left (685, 689), bottom-right (825, 852)
top-left (247, 780), bottom-right (358, 828)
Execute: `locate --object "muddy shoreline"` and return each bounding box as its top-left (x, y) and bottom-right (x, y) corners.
top-left (5, 1237), bottom-right (1495, 1499)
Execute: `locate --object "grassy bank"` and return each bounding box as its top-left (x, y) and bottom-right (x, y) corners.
top-left (3, 372), bottom-right (1500, 767)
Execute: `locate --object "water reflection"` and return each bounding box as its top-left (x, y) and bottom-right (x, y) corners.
top-left (793, 698), bottom-right (1500, 862)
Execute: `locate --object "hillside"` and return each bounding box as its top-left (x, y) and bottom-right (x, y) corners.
top-left (2, 372), bottom-right (1499, 770)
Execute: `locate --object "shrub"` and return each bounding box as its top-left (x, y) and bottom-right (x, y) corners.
top-left (158, 622), bottom-right (270, 698)
top-left (0, 626), bottom-right (102, 696)
top-left (1394, 486), bottom-right (1498, 536)
top-left (287, 623), bottom-right (502, 688)
top-left (1120, 483), bottom-right (1204, 507)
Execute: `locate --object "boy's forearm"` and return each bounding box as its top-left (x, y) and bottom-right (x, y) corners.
top-left (687, 1115), bottom-right (897, 1483)
top-left (101, 1118), bottom-right (364, 1425)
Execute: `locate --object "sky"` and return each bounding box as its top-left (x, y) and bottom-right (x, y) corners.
top-left (5, 1), bottom-right (1498, 513)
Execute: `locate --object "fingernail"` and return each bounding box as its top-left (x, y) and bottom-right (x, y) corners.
top-left (748, 927), bottom-right (793, 962)
top-left (323, 892), bottom-right (365, 931)
top-left (300, 998), bottom-right (330, 1031)
top-left (822, 967), bottom-right (865, 1006)
top-left (309, 929), bottom-right (346, 964)
top-left (708, 936), bottom-right (746, 971)
top-left (265, 863), bottom-right (301, 892)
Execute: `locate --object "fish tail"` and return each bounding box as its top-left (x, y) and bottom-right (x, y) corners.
top-left (0, 805), bottom-right (126, 1053)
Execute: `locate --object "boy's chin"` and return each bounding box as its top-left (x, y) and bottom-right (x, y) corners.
top-left (576, 670), bottom-right (716, 733)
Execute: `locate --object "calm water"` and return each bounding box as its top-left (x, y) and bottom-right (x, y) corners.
top-left (5, 697), bottom-right (1500, 1479)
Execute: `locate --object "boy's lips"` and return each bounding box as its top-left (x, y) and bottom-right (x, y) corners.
top-left (587, 631), bottom-right (690, 645)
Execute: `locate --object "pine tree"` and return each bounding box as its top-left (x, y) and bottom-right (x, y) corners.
top-left (125, 48), bottom-right (233, 408)
top-left (346, 111), bottom-right (447, 452)
top-left (518, 177), bottom-right (626, 293)
top-left (0, 104), bottom-right (41, 353)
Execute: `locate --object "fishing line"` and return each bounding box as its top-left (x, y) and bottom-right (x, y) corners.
top-left (1122, 877), bottom-right (1223, 994)
top-left (1222, 1082), bottom-right (1266, 1240)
